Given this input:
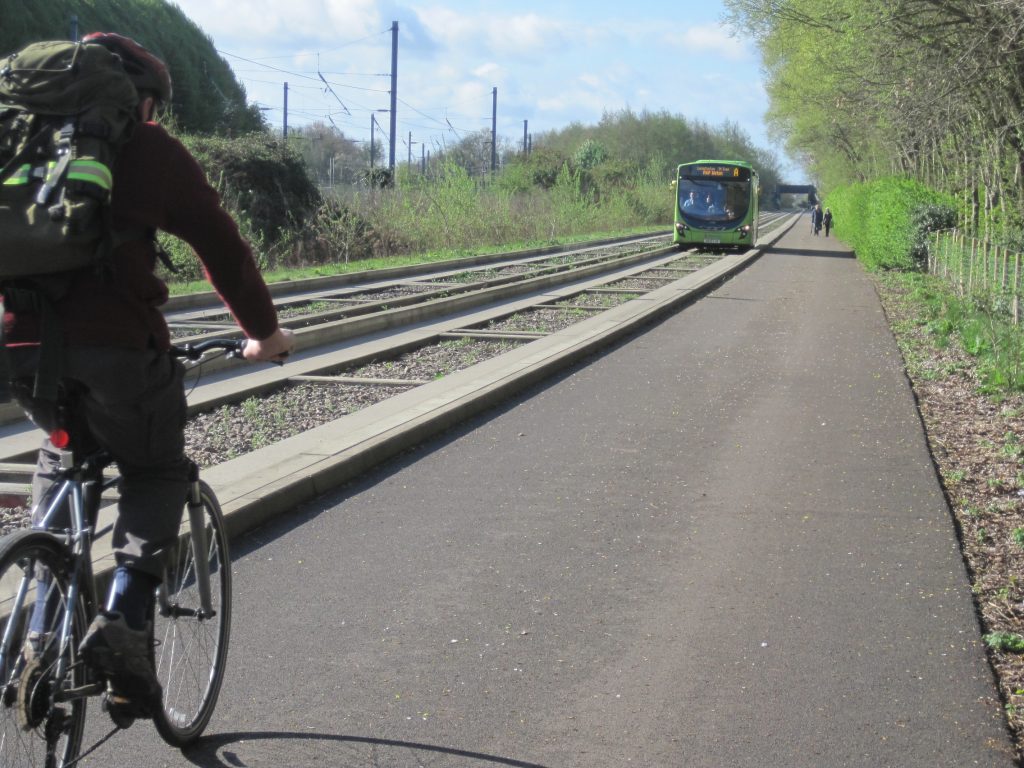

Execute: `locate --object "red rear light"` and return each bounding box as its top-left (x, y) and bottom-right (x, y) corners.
top-left (50, 429), bottom-right (70, 449)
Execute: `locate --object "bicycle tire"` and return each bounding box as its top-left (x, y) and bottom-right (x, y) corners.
top-left (153, 480), bottom-right (232, 747)
top-left (0, 529), bottom-right (90, 768)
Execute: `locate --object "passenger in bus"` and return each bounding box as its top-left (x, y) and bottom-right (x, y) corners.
top-left (682, 191), bottom-right (699, 210)
top-left (705, 194), bottom-right (721, 215)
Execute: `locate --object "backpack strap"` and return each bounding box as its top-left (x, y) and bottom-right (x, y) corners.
top-left (34, 120), bottom-right (74, 207)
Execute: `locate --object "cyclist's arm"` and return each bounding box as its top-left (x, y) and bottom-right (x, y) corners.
top-left (243, 327), bottom-right (294, 363)
top-left (137, 125), bottom-right (279, 342)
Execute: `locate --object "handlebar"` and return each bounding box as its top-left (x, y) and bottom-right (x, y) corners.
top-left (171, 339), bottom-right (247, 361)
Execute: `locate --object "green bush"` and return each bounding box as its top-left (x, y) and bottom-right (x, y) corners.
top-left (154, 131), bottom-right (322, 279)
top-left (181, 132), bottom-right (321, 242)
top-left (826, 177), bottom-right (957, 270)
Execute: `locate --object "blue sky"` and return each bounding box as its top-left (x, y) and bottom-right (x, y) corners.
top-left (171, 0), bottom-right (802, 179)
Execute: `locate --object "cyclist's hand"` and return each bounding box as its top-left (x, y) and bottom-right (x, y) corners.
top-left (243, 328), bottom-right (294, 363)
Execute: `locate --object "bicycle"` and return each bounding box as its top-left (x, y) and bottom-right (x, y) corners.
top-left (0, 338), bottom-right (245, 766)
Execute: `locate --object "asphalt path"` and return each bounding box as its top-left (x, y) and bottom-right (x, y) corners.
top-left (84, 220), bottom-right (1017, 766)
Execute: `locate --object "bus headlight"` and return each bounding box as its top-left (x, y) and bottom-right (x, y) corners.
top-left (738, 225), bottom-right (751, 238)
top-left (675, 222), bottom-right (687, 233)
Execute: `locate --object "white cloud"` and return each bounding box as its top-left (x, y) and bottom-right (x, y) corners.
top-left (415, 7), bottom-right (571, 58)
top-left (677, 23), bottom-right (753, 61)
top-left (173, 0), bottom-right (381, 48)
top-left (472, 62), bottom-right (502, 80)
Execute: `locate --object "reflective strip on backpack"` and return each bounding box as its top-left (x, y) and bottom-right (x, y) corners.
top-left (3, 159), bottom-right (112, 191)
top-left (66, 159), bottom-right (113, 192)
top-left (2, 165), bottom-right (32, 186)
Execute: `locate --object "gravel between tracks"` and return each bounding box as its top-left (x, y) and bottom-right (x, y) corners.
top-left (184, 336), bottom-right (523, 467)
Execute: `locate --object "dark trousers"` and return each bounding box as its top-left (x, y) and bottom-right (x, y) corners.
top-left (12, 346), bottom-right (189, 579)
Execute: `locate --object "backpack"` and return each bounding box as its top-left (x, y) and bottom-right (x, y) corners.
top-left (0, 40), bottom-right (139, 278)
top-left (0, 40), bottom-right (139, 399)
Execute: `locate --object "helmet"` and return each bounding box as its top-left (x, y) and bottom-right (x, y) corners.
top-left (82, 32), bottom-right (172, 104)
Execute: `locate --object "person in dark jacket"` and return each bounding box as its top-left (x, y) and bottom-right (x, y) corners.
top-left (823, 207), bottom-right (834, 237)
top-left (3, 33), bottom-right (294, 714)
top-left (810, 203), bottom-right (823, 235)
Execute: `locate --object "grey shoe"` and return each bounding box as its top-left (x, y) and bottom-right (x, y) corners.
top-left (79, 611), bottom-right (161, 714)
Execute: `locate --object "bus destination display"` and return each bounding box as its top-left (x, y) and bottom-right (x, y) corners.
top-left (682, 165), bottom-right (751, 181)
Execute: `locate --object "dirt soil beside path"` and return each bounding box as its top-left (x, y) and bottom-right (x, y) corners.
top-left (875, 274), bottom-right (1024, 759)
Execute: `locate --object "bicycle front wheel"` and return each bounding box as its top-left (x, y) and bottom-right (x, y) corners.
top-left (0, 530), bottom-right (89, 768)
top-left (153, 481), bottom-right (232, 747)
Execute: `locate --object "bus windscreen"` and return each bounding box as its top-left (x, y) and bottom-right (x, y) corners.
top-left (677, 177), bottom-right (750, 224)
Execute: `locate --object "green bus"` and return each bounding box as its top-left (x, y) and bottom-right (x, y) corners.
top-left (673, 160), bottom-right (759, 249)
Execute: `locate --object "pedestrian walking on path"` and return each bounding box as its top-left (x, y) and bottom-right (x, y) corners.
top-left (810, 203), bottom-right (823, 235)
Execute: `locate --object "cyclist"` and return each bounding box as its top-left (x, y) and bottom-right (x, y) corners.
top-left (2, 32), bottom-right (294, 715)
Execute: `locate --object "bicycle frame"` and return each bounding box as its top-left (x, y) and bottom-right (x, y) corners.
top-left (0, 452), bottom-right (221, 706)
top-left (44, 455), bottom-right (102, 685)
top-left (0, 450), bottom-right (114, 705)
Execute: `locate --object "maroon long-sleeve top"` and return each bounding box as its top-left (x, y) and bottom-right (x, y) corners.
top-left (4, 121), bottom-right (279, 349)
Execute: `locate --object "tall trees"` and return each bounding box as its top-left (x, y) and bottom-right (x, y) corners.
top-left (726, 0), bottom-right (1024, 235)
top-left (533, 108), bottom-right (783, 192)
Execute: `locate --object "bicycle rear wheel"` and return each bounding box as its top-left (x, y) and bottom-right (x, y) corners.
top-left (0, 530), bottom-right (89, 768)
top-left (153, 481), bottom-right (231, 747)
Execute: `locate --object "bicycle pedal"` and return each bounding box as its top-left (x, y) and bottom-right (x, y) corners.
top-left (101, 692), bottom-right (137, 729)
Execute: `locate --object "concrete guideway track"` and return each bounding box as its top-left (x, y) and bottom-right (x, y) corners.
top-left (193, 219), bottom-right (798, 540)
top-left (0, 236), bottom-right (769, 466)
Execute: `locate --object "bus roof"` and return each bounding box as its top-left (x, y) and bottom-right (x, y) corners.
top-left (679, 159), bottom-right (756, 171)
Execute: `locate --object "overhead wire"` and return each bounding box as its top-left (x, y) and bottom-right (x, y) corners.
top-left (217, 28), bottom-right (505, 165)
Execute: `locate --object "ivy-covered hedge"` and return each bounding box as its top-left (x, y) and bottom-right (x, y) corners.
top-left (825, 177), bottom-right (956, 270)
top-left (156, 131), bottom-right (322, 281)
top-left (181, 132), bottom-right (321, 240)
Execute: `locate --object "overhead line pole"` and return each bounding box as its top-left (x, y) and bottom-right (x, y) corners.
top-left (389, 21), bottom-right (398, 171)
top-left (491, 87), bottom-right (497, 173)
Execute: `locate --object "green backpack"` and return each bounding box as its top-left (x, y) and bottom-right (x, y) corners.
top-left (0, 40), bottom-right (139, 400)
top-left (0, 40), bottom-right (139, 279)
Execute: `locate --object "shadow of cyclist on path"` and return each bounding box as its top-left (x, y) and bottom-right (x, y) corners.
top-left (182, 730), bottom-right (552, 768)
